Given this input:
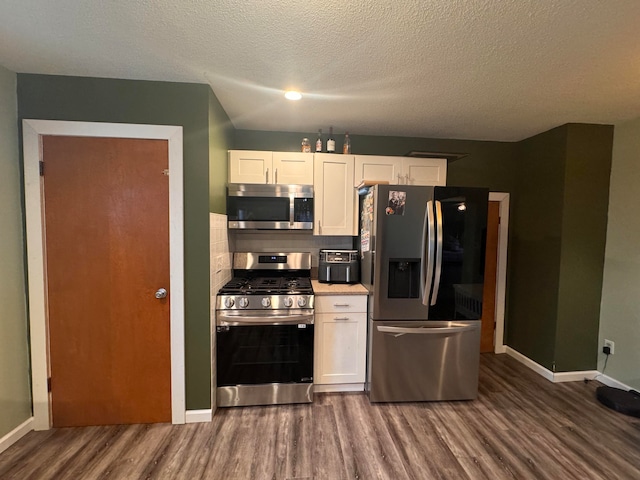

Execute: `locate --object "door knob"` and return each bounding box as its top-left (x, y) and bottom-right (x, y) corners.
top-left (155, 288), bottom-right (168, 299)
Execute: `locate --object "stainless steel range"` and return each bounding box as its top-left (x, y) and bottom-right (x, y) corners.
top-left (216, 252), bottom-right (314, 407)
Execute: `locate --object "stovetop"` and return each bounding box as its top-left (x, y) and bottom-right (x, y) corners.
top-left (218, 276), bottom-right (313, 295)
top-left (217, 252), bottom-right (314, 311)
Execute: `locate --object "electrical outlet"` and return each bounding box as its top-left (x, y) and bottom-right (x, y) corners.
top-left (604, 339), bottom-right (615, 355)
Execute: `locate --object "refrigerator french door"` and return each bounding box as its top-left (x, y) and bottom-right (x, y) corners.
top-left (359, 184), bottom-right (489, 402)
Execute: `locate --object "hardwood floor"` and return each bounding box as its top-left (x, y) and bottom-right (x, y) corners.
top-left (2, 354), bottom-right (639, 479)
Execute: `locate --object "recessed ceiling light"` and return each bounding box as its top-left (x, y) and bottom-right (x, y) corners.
top-left (284, 90), bottom-right (302, 101)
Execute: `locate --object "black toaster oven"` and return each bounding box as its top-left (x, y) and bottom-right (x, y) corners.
top-left (318, 250), bottom-right (360, 284)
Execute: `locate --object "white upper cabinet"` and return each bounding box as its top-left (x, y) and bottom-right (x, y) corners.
top-left (354, 155), bottom-right (447, 186)
top-left (402, 157), bottom-right (447, 186)
top-left (354, 155), bottom-right (403, 186)
top-left (228, 150), bottom-right (272, 184)
top-left (228, 150), bottom-right (313, 184)
top-left (313, 153), bottom-right (356, 236)
top-left (271, 152), bottom-right (314, 185)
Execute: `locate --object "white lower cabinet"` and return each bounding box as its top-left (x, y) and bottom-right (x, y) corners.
top-left (314, 295), bottom-right (367, 392)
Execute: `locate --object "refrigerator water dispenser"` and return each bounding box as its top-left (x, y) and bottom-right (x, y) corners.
top-left (388, 259), bottom-right (420, 298)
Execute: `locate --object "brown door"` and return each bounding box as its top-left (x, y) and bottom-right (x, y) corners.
top-left (42, 136), bottom-right (172, 427)
top-left (480, 201), bottom-right (500, 353)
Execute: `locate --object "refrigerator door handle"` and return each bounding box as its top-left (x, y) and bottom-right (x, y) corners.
top-left (430, 200), bottom-right (444, 306)
top-left (421, 200), bottom-right (436, 306)
top-left (377, 323), bottom-right (476, 338)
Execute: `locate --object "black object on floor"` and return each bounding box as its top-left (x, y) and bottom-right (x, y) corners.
top-left (596, 386), bottom-right (640, 418)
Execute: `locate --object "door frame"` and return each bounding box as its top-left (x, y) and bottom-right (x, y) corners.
top-left (23, 119), bottom-right (185, 430)
top-left (489, 192), bottom-right (509, 354)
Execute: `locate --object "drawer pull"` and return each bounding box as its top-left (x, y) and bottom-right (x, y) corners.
top-left (333, 303), bottom-right (351, 307)
top-left (334, 317), bottom-right (350, 321)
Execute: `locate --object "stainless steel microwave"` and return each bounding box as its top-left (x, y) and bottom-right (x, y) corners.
top-left (226, 184), bottom-right (314, 230)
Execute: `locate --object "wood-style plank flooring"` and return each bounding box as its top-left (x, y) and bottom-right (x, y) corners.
top-left (2, 354), bottom-right (639, 479)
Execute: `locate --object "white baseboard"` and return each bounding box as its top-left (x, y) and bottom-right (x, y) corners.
top-left (504, 346), bottom-right (631, 386)
top-left (185, 409), bottom-right (212, 423)
top-left (505, 347), bottom-right (555, 382)
top-left (553, 370), bottom-right (599, 383)
top-left (596, 374), bottom-right (634, 391)
top-left (0, 417), bottom-right (34, 455)
top-left (314, 383), bottom-right (365, 393)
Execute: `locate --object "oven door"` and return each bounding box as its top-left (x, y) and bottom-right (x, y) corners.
top-left (216, 310), bottom-right (314, 406)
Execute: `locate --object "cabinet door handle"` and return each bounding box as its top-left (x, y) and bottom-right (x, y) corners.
top-left (317, 220), bottom-right (322, 235)
top-left (333, 303), bottom-right (351, 307)
top-left (275, 168), bottom-right (278, 184)
top-left (334, 317), bottom-right (350, 321)
top-left (405, 173), bottom-right (410, 184)
top-left (265, 168), bottom-right (269, 184)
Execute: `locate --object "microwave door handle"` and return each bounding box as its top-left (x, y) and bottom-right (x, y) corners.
top-left (431, 200), bottom-right (443, 306)
top-left (421, 200), bottom-right (435, 306)
top-left (290, 193), bottom-right (295, 226)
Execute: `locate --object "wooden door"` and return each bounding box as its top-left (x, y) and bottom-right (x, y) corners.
top-left (480, 201), bottom-right (500, 352)
top-left (42, 136), bottom-right (171, 427)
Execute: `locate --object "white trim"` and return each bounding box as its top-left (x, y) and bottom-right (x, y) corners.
top-left (505, 347), bottom-right (555, 382)
top-left (314, 383), bottom-right (365, 393)
top-left (506, 347), bottom-right (603, 384)
top-left (0, 418), bottom-right (33, 454)
top-left (22, 120), bottom-right (186, 429)
top-left (553, 370), bottom-right (599, 383)
top-left (595, 374), bottom-right (634, 391)
top-left (185, 409), bottom-right (213, 423)
top-left (489, 192), bottom-right (509, 354)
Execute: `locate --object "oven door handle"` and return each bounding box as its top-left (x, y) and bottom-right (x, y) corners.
top-left (217, 312), bottom-right (314, 326)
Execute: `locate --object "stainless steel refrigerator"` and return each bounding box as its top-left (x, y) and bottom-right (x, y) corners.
top-left (359, 184), bottom-right (489, 402)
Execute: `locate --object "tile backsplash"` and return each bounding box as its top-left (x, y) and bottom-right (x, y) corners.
top-left (210, 213), bottom-right (232, 412)
top-left (210, 213), bottom-right (233, 296)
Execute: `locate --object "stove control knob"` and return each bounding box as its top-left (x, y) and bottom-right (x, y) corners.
top-left (224, 297), bottom-right (235, 308)
top-left (283, 297), bottom-right (294, 308)
top-left (239, 297), bottom-right (249, 309)
top-left (261, 297), bottom-right (271, 308)
top-left (297, 297), bottom-right (307, 308)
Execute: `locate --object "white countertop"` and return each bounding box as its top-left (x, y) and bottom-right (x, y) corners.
top-left (311, 280), bottom-right (368, 296)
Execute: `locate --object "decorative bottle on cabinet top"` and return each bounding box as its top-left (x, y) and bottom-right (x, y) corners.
top-left (315, 129), bottom-right (323, 152)
top-left (326, 126), bottom-right (336, 153)
top-left (301, 137), bottom-right (311, 153)
top-left (343, 131), bottom-right (351, 154)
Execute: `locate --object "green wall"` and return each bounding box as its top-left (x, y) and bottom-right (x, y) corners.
top-left (209, 90), bottom-right (234, 213)
top-left (599, 116), bottom-right (640, 389)
top-left (0, 65), bottom-right (32, 437)
top-left (509, 124), bottom-right (613, 371)
top-left (17, 74), bottom-right (229, 410)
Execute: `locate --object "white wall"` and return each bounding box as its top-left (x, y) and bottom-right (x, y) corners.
top-left (598, 117), bottom-right (640, 390)
top-left (0, 64), bottom-right (32, 437)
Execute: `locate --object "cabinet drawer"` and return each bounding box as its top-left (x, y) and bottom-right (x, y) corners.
top-left (315, 295), bottom-right (367, 313)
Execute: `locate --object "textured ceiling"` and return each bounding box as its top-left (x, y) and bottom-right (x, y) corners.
top-left (2, 0), bottom-right (640, 141)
